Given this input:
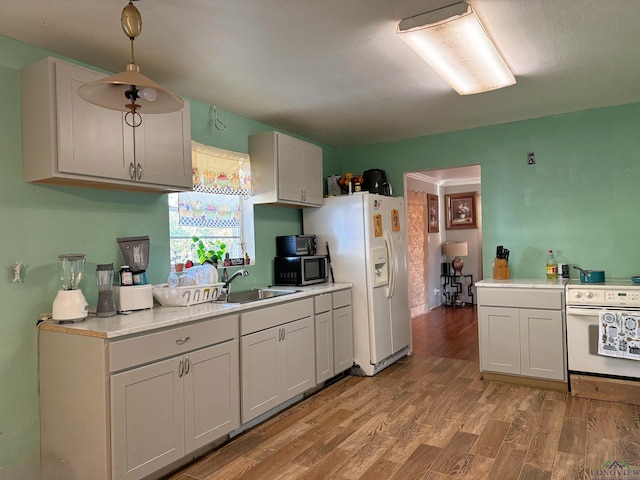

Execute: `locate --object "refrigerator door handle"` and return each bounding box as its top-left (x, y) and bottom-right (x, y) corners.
top-left (384, 232), bottom-right (395, 299)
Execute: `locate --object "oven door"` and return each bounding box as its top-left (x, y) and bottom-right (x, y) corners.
top-left (566, 306), bottom-right (640, 379)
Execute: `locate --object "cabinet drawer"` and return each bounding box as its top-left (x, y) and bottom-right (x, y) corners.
top-left (241, 298), bottom-right (313, 336)
top-left (314, 293), bottom-right (332, 314)
top-left (478, 288), bottom-right (563, 310)
top-left (109, 314), bottom-right (238, 372)
top-left (333, 289), bottom-right (352, 309)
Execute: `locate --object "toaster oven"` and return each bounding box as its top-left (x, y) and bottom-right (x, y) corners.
top-left (276, 234), bottom-right (317, 256)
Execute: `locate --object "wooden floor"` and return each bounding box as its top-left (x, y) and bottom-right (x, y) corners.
top-left (169, 306), bottom-right (640, 480)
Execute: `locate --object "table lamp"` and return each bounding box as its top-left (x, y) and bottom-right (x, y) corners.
top-left (445, 242), bottom-right (468, 275)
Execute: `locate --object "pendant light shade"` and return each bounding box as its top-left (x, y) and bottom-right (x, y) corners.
top-left (77, 0), bottom-right (183, 126)
top-left (397, 1), bottom-right (515, 95)
top-left (78, 64), bottom-right (183, 114)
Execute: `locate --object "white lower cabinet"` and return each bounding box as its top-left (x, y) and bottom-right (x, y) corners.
top-left (314, 293), bottom-right (334, 383)
top-left (314, 289), bottom-right (354, 384)
top-left (478, 286), bottom-right (566, 382)
top-left (333, 304), bottom-right (354, 374)
top-left (39, 314), bottom-right (239, 480)
top-left (332, 289), bottom-right (354, 375)
top-left (240, 298), bottom-right (315, 423)
top-left (111, 356), bottom-right (184, 479)
top-left (111, 341), bottom-right (239, 480)
top-left (39, 289), bottom-right (353, 480)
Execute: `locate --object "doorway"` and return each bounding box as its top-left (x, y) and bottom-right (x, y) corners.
top-left (404, 165), bottom-right (482, 316)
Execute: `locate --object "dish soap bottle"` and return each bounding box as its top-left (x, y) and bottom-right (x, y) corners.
top-left (546, 250), bottom-right (558, 279)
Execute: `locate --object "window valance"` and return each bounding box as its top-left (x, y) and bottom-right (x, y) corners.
top-left (191, 141), bottom-right (252, 196)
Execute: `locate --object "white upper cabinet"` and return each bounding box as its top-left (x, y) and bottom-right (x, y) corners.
top-left (249, 131), bottom-right (323, 207)
top-left (21, 57), bottom-right (192, 193)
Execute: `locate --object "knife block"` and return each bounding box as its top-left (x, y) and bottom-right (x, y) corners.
top-left (493, 258), bottom-right (510, 280)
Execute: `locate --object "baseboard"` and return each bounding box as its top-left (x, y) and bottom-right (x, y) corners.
top-left (570, 373), bottom-right (640, 405)
top-left (482, 372), bottom-right (568, 392)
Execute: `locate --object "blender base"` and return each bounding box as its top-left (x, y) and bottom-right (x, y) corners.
top-left (52, 290), bottom-right (89, 323)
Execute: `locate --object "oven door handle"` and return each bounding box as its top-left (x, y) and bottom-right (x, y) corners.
top-left (566, 306), bottom-right (635, 316)
top-left (566, 307), bottom-right (602, 316)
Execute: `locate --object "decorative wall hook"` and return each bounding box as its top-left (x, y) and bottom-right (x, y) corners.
top-left (13, 261), bottom-right (23, 283)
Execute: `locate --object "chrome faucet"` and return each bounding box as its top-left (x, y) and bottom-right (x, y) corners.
top-left (222, 268), bottom-right (249, 297)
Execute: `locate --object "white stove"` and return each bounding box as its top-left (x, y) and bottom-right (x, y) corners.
top-left (566, 279), bottom-right (640, 380)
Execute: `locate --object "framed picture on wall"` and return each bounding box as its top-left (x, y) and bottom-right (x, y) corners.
top-left (445, 192), bottom-right (477, 229)
top-left (427, 194), bottom-right (439, 233)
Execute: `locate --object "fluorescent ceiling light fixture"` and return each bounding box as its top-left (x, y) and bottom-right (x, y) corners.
top-left (78, 0), bottom-right (183, 127)
top-left (397, 1), bottom-right (516, 95)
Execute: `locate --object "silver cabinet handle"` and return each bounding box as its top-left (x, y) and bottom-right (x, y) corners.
top-left (184, 356), bottom-right (190, 375)
top-left (178, 358), bottom-right (184, 377)
top-left (176, 336), bottom-right (191, 345)
top-left (136, 163), bottom-right (143, 180)
top-left (282, 328), bottom-right (286, 341)
top-left (129, 162), bottom-right (136, 180)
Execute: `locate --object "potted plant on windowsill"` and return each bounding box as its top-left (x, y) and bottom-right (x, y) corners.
top-left (192, 237), bottom-right (227, 266)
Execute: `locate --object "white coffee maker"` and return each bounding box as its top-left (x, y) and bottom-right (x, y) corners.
top-left (52, 254), bottom-right (89, 323)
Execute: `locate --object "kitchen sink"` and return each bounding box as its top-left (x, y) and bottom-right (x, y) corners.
top-left (223, 288), bottom-right (300, 304)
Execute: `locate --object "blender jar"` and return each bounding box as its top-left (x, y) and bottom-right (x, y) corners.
top-left (58, 254), bottom-right (86, 290)
top-left (96, 263), bottom-right (116, 317)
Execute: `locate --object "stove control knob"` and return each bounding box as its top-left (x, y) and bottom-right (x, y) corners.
top-left (574, 292), bottom-right (582, 298)
top-left (585, 291), bottom-right (593, 299)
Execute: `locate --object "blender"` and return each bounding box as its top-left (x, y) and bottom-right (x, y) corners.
top-left (52, 254), bottom-right (89, 323)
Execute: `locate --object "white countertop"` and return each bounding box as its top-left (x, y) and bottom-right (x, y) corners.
top-left (39, 283), bottom-right (352, 339)
top-left (475, 278), bottom-right (568, 289)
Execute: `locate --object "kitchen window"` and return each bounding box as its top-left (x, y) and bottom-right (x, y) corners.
top-left (169, 141), bottom-right (254, 265)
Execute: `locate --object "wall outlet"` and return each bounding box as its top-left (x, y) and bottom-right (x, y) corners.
top-left (527, 152), bottom-right (536, 165)
top-left (433, 288), bottom-right (440, 296)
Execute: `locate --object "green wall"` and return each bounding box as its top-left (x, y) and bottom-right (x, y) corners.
top-left (340, 104), bottom-right (640, 279)
top-left (0, 35), bottom-right (338, 472)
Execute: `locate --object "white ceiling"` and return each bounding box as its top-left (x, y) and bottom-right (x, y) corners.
top-left (2, 0), bottom-right (639, 149)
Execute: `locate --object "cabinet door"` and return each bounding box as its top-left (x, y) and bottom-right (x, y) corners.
top-left (111, 357), bottom-right (184, 480)
top-left (241, 326), bottom-right (282, 423)
top-left (333, 305), bottom-right (354, 375)
top-left (55, 60), bottom-right (132, 180)
top-left (520, 309), bottom-right (565, 381)
top-left (281, 316), bottom-right (316, 401)
top-left (478, 306), bottom-right (521, 375)
top-left (183, 340), bottom-right (240, 453)
top-left (134, 105), bottom-right (192, 188)
top-left (301, 141), bottom-right (323, 206)
top-left (276, 133), bottom-right (303, 202)
top-left (315, 311), bottom-right (333, 384)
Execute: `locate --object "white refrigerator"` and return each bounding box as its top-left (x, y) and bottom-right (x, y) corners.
top-left (303, 192), bottom-right (411, 376)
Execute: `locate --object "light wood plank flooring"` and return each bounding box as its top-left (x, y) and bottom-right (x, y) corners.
top-left (168, 306), bottom-right (640, 480)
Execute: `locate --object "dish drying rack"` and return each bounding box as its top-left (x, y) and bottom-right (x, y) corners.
top-left (152, 283), bottom-right (224, 307)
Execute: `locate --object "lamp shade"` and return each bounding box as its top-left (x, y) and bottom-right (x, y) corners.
top-left (444, 241), bottom-right (468, 258)
top-left (77, 63), bottom-right (184, 114)
top-left (397, 2), bottom-right (515, 95)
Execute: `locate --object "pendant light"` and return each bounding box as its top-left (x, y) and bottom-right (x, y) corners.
top-left (77, 0), bottom-right (184, 127)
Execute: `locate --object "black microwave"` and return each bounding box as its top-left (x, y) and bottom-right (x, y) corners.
top-left (276, 234), bottom-right (317, 257)
top-left (274, 256), bottom-right (328, 286)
